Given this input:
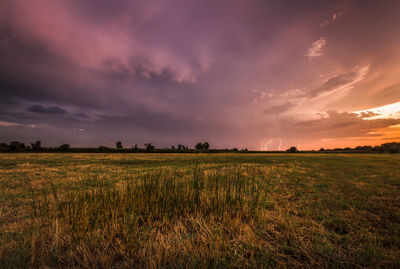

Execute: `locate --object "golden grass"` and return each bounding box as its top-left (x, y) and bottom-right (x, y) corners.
top-left (1, 153), bottom-right (400, 268)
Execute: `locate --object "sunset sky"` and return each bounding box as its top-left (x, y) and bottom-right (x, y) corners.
top-left (1, 0), bottom-right (400, 150)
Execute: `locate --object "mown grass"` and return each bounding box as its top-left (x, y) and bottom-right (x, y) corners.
top-left (1, 153), bottom-right (400, 268)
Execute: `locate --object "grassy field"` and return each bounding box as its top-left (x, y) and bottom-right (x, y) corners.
top-left (0, 153), bottom-right (399, 268)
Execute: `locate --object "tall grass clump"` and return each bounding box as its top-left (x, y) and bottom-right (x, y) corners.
top-left (35, 165), bottom-right (267, 228)
top-left (30, 164), bottom-right (269, 267)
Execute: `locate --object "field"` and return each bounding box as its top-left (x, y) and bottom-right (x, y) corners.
top-left (1, 153), bottom-right (400, 268)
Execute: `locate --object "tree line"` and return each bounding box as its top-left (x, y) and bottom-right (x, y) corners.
top-left (283, 143), bottom-right (400, 153)
top-left (0, 141), bottom-right (224, 153)
top-left (316, 142), bottom-right (400, 153)
top-left (0, 140), bottom-right (399, 153)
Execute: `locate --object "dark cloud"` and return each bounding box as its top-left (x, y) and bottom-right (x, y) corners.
top-left (0, 109), bottom-right (38, 123)
top-left (96, 109), bottom-right (236, 136)
top-left (76, 113), bottom-right (87, 118)
top-left (0, 0), bottom-right (400, 149)
top-left (99, 59), bottom-right (182, 85)
top-left (27, 105), bottom-right (67, 115)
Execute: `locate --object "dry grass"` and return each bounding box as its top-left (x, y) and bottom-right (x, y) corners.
top-left (1, 153), bottom-right (400, 268)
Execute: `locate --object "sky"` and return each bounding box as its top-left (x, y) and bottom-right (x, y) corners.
top-left (1, 0), bottom-right (400, 150)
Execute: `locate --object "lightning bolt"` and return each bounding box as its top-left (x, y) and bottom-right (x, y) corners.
top-left (261, 139), bottom-right (273, 151)
top-left (278, 138), bottom-right (282, 151)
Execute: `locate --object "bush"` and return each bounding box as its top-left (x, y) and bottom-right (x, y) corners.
top-left (31, 141), bottom-right (42, 151)
top-left (116, 141), bottom-right (123, 149)
top-left (99, 146), bottom-right (109, 152)
top-left (9, 141), bottom-right (25, 151)
top-left (145, 143), bottom-right (155, 152)
top-left (59, 144), bottom-right (70, 151)
top-left (0, 142), bottom-right (8, 151)
top-left (286, 146), bottom-right (298, 153)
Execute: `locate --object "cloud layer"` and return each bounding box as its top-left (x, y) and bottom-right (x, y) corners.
top-left (1, 0), bottom-right (400, 149)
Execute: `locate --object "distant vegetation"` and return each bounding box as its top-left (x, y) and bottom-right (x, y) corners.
top-left (0, 140), bottom-right (399, 153)
top-left (195, 141), bottom-right (209, 151)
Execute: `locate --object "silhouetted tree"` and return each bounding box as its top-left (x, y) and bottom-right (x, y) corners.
top-left (195, 142), bottom-right (210, 151)
top-left (59, 144), bottom-right (70, 151)
top-left (31, 140), bottom-right (42, 151)
top-left (196, 143), bottom-right (202, 150)
top-left (116, 141), bottom-right (123, 149)
top-left (133, 144), bottom-right (138, 152)
top-left (9, 141), bottom-right (25, 151)
top-left (355, 146), bottom-right (374, 151)
top-left (0, 142), bottom-right (8, 151)
top-left (319, 148), bottom-right (325, 151)
top-left (178, 144), bottom-right (188, 150)
top-left (203, 142), bottom-right (209, 150)
top-left (99, 146), bottom-right (109, 152)
top-left (388, 146), bottom-right (400, 153)
top-left (145, 143), bottom-right (155, 152)
top-left (195, 142), bottom-right (203, 151)
top-left (381, 142), bottom-right (400, 153)
top-left (287, 146), bottom-right (298, 153)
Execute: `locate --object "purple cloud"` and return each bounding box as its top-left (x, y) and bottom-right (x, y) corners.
top-left (1, 0), bottom-right (400, 149)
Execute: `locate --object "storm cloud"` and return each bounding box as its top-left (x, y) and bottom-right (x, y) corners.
top-left (27, 105), bottom-right (67, 115)
top-left (1, 0), bottom-right (400, 149)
